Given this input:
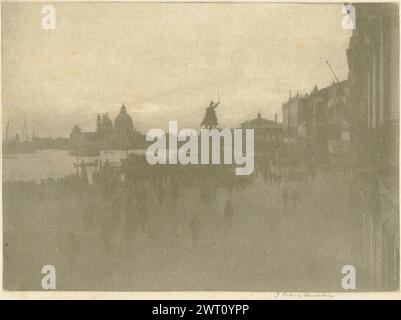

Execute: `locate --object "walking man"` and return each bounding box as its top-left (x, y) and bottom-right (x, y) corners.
top-left (224, 198), bottom-right (234, 230)
top-left (282, 188), bottom-right (288, 211)
top-left (291, 190), bottom-right (299, 211)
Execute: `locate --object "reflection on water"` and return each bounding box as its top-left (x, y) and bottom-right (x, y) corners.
top-left (2, 149), bottom-right (145, 182)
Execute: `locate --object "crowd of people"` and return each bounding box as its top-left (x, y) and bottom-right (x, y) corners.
top-left (3, 150), bottom-right (353, 290)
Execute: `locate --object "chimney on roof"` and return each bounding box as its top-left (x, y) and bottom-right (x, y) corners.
top-left (257, 110), bottom-right (261, 119)
top-left (275, 113), bottom-right (278, 123)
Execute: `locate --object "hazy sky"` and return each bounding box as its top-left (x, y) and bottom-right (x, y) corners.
top-left (2, 2), bottom-right (351, 137)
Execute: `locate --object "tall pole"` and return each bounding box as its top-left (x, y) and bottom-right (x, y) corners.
top-left (325, 59), bottom-right (340, 83)
top-left (22, 118), bottom-right (26, 142)
top-left (325, 58), bottom-right (346, 106)
top-left (76, 155), bottom-right (79, 177)
top-left (5, 121), bottom-right (9, 142)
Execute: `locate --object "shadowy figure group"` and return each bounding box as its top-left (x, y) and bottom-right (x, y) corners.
top-left (282, 188), bottom-right (299, 211)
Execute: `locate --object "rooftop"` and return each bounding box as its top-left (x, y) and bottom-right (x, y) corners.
top-left (241, 112), bottom-right (280, 129)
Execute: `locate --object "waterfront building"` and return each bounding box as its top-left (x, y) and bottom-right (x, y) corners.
top-left (70, 103), bottom-right (144, 154)
top-left (70, 125), bottom-right (99, 156)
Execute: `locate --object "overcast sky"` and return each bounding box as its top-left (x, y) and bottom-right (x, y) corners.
top-left (2, 2), bottom-right (351, 138)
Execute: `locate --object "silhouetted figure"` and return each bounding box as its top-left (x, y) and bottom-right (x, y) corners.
top-left (282, 188), bottom-right (288, 211)
top-left (123, 194), bottom-right (138, 245)
top-left (277, 170), bottom-right (282, 186)
top-left (82, 201), bottom-right (96, 232)
top-left (63, 232), bottom-right (80, 287)
top-left (137, 199), bottom-right (148, 234)
top-left (268, 166), bottom-right (273, 185)
top-left (158, 185), bottom-right (165, 205)
top-left (224, 199), bottom-right (234, 230)
top-left (368, 177), bottom-right (381, 215)
top-left (190, 214), bottom-right (200, 247)
top-left (201, 100), bottom-right (220, 129)
top-left (80, 161), bottom-right (88, 185)
top-left (100, 212), bottom-right (112, 254)
top-left (291, 190), bottom-right (299, 211)
top-left (171, 186), bottom-right (179, 207)
top-left (309, 165), bottom-right (316, 182)
top-left (273, 166), bottom-right (280, 185)
top-left (111, 197), bottom-right (122, 228)
top-left (200, 183), bottom-right (209, 203)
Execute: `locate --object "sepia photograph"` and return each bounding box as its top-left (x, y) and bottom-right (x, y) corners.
top-left (1, 1), bottom-right (399, 294)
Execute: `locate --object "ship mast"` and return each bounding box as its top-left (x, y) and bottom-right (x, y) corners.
top-left (21, 117), bottom-right (28, 142)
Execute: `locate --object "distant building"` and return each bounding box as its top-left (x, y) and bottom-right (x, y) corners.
top-left (96, 113), bottom-right (113, 135)
top-left (113, 104), bottom-right (135, 138)
top-left (241, 111), bottom-right (282, 154)
top-left (70, 126), bottom-right (100, 156)
top-left (70, 103), bottom-right (143, 154)
top-left (282, 91), bottom-right (308, 145)
top-left (305, 85), bottom-right (331, 163)
top-left (326, 80), bottom-right (350, 155)
top-left (282, 82), bottom-right (351, 163)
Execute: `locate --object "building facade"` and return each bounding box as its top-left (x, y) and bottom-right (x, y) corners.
top-left (347, 3), bottom-right (399, 290)
top-left (240, 111), bottom-right (282, 155)
top-left (282, 91), bottom-right (308, 145)
top-left (326, 80), bottom-right (351, 155)
top-left (282, 82), bottom-right (350, 163)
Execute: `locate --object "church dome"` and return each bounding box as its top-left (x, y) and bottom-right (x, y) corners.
top-left (114, 104), bottom-right (134, 136)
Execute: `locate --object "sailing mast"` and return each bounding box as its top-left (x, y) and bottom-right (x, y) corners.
top-left (21, 117), bottom-right (28, 142)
